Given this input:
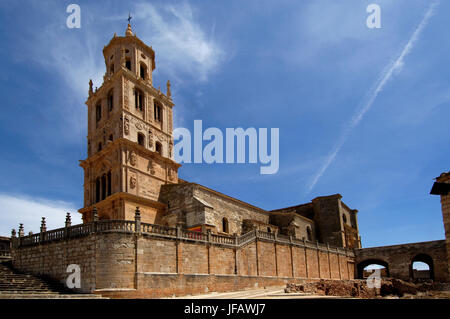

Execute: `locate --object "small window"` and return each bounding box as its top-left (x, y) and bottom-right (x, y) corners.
top-left (125, 58), bottom-right (131, 71)
top-left (110, 63), bottom-right (114, 75)
top-left (154, 102), bottom-right (161, 122)
top-left (98, 142), bottom-right (102, 152)
top-left (267, 227), bottom-right (271, 233)
top-left (138, 133), bottom-right (145, 146)
top-left (107, 90), bottom-right (114, 112)
top-left (95, 178), bottom-right (100, 203)
top-left (107, 171), bottom-right (111, 196)
top-left (140, 63), bottom-right (147, 80)
top-left (306, 226), bottom-right (312, 241)
top-left (96, 103), bottom-right (102, 122)
top-left (135, 89), bottom-right (144, 111)
top-left (101, 175), bottom-right (106, 200)
top-left (108, 134), bottom-right (113, 142)
top-left (222, 218), bottom-right (229, 233)
top-left (155, 142), bottom-right (162, 155)
top-left (342, 214), bottom-right (347, 224)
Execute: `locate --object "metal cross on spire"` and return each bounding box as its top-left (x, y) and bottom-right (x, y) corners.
top-left (128, 12), bottom-right (132, 24)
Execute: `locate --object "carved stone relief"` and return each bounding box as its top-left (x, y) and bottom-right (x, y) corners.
top-left (124, 117), bottom-right (130, 135)
top-left (129, 150), bottom-right (137, 166)
top-left (148, 129), bottom-right (154, 148)
top-left (147, 158), bottom-right (155, 175)
top-left (130, 176), bottom-right (137, 189)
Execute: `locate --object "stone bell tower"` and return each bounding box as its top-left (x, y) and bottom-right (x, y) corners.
top-left (79, 23), bottom-right (181, 224)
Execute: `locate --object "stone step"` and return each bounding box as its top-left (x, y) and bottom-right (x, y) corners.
top-left (0, 261), bottom-right (71, 295)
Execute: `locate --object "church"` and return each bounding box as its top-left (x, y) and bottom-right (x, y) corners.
top-left (8, 22), bottom-right (450, 298)
top-left (78, 22), bottom-right (361, 250)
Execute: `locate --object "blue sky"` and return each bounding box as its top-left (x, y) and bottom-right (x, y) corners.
top-left (0, 0), bottom-right (448, 248)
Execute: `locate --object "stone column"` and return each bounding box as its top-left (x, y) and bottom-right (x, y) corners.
top-left (134, 207), bottom-right (141, 234)
top-left (134, 207), bottom-right (142, 289)
top-left (40, 217), bottom-right (47, 243)
top-left (92, 207), bottom-right (98, 232)
top-left (11, 229), bottom-right (16, 249)
top-left (65, 213), bottom-right (71, 238)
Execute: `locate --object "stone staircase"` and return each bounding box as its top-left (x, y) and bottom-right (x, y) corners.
top-left (0, 261), bottom-right (104, 299)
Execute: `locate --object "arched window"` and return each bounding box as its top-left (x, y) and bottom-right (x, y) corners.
top-left (154, 102), bottom-right (162, 122)
top-left (155, 142), bottom-right (162, 155)
top-left (342, 214), bottom-right (347, 224)
top-left (108, 134), bottom-right (113, 142)
top-left (107, 171), bottom-right (111, 197)
top-left (306, 226), bottom-right (312, 241)
top-left (95, 178), bottom-right (100, 203)
top-left (138, 132), bottom-right (145, 146)
top-left (411, 254), bottom-right (434, 280)
top-left (140, 63), bottom-right (147, 80)
top-left (357, 259), bottom-right (390, 279)
top-left (97, 142), bottom-right (102, 152)
top-left (135, 88), bottom-right (144, 111)
top-left (222, 218), bottom-right (229, 233)
top-left (110, 63), bottom-right (114, 75)
top-left (96, 103), bottom-right (102, 122)
top-left (125, 57), bottom-right (131, 71)
top-left (267, 227), bottom-right (271, 233)
top-left (107, 90), bottom-right (114, 112)
top-left (101, 175), bottom-right (106, 201)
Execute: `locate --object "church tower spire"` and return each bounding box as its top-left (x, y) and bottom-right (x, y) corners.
top-left (79, 21), bottom-right (180, 223)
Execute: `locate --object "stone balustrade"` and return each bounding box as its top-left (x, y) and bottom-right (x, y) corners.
top-left (10, 208), bottom-right (354, 257)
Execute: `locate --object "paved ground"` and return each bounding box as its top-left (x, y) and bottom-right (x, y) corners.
top-left (165, 287), bottom-right (350, 299)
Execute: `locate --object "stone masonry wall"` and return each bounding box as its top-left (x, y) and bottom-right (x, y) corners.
top-left (12, 235), bottom-right (97, 292)
top-left (12, 232), bottom-right (355, 297)
top-left (355, 240), bottom-right (449, 282)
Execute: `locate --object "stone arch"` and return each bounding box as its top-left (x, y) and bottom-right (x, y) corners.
top-left (356, 258), bottom-right (390, 279)
top-left (155, 141), bottom-right (162, 156)
top-left (410, 253), bottom-right (434, 280)
top-left (306, 226), bottom-right (312, 241)
top-left (139, 62), bottom-right (148, 80)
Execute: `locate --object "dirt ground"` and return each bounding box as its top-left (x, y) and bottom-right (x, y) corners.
top-left (285, 279), bottom-right (450, 299)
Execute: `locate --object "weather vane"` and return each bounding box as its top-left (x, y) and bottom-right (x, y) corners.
top-left (128, 12), bottom-right (132, 24)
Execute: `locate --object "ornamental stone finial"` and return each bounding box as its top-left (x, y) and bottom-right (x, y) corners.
top-left (65, 212), bottom-right (72, 228)
top-left (126, 24), bottom-right (133, 36)
top-left (18, 224), bottom-right (24, 237)
top-left (40, 217), bottom-right (47, 233)
top-left (167, 80), bottom-right (171, 98)
top-left (134, 206), bottom-right (141, 220)
top-left (88, 79), bottom-right (93, 96)
top-left (93, 207), bottom-right (99, 222)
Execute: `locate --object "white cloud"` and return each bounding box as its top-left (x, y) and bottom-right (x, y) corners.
top-left (0, 193), bottom-right (82, 237)
top-left (134, 2), bottom-right (224, 82)
top-left (306, 0), bottom-right (439, 193)
top-left (34, 29), bottom-right (104, 99)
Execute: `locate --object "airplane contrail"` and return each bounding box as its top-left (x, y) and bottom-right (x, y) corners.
top-left (306, 0), bottom-right (440, 194)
